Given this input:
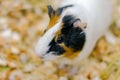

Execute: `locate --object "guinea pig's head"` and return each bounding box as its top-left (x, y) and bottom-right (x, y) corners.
top-left (34, 5), bottom-right (87, 61)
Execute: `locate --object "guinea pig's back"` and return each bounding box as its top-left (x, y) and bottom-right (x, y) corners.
top-left (78, 0), bottom-right (112, 61)
top-left (60, 0), bottom-right (112, 35)
top-left (60, 0), bottom-right (112, 61)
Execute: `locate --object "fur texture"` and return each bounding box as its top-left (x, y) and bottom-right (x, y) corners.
top-left (34, 0), bottom-right (112, 62)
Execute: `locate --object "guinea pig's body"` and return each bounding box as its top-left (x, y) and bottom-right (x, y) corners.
top-left (35, 0), bottom-right (112, 64)
top-left (59, 0), bottom-right (112, 61)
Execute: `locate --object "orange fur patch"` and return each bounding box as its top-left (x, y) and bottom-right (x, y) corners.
top-left (59, 43), bottom-right (80, 59)
top-left (47, 15), bottom-right (60, 30)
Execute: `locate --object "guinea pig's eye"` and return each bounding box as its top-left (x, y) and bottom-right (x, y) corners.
top-left (56, 35), bottom-right (63, 43)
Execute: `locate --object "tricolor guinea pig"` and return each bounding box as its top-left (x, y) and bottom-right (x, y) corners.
top-left (34, 0), bottom-right (112, 63)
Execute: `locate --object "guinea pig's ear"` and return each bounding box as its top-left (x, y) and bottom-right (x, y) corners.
top-left (73, 19), bottom-right (87, 30)
top-left (47, 5), bottom-right (55, 18)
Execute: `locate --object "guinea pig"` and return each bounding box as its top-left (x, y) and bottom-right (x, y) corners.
top-left (34, 0), bottom-right (112, 63)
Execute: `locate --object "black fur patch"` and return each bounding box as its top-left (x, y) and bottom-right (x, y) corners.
top-left (63, 27), bottom-right (86, 51)
top-left (47, 15), bottom-right (86, 55)
top-left (61, 15), bottom-right (86, 51)
top-left (56, 5), bottom-right (73, 15)
top-left (47, 39), bottom-right (65, 55)
top-left (47, 5), bottom-right (73, 18)
top-left (62, 15), bottom-right (75, 28)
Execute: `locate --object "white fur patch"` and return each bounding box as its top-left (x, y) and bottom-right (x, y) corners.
top-left (34, 21), bottom-right (62, 58)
